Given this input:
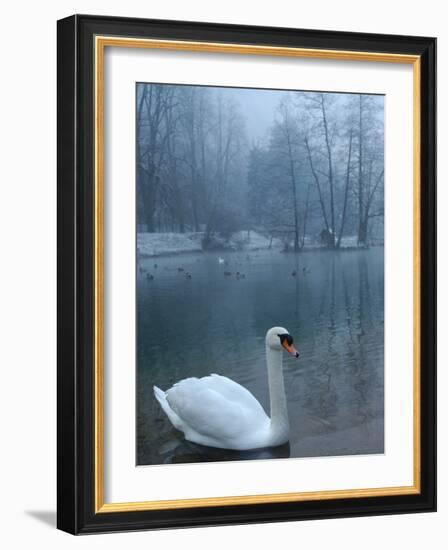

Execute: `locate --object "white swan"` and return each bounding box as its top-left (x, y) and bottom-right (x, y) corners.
top-left (153, 327), bottom-right (299, 450)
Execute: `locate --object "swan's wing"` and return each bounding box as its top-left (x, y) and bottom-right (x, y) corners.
top-left (206, 374), bottom-right (267, 416)
top-left (165, 376), bottom-right (268, 441)
top-left (168, 374), bottom-right (267, 418)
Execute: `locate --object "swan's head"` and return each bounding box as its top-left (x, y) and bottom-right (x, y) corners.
top-left (265, 327), bottom-right (300, 358)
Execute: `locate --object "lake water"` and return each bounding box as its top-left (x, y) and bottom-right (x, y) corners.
top-left (137, 247), bottom-right (384, 465)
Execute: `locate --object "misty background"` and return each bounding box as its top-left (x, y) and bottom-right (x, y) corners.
top-left (136, 83), bottom-right (384, 252)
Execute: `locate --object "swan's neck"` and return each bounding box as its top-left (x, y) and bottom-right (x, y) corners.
top-left (266, 346), bottom-right (289, 439)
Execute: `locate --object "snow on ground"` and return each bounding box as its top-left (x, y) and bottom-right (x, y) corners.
top-left (340, 235), bottom-right (359, 247)
top-left (137, 231), bottom-right (369, 258)
top-left (137, 232), bottom-right (203, 257)
top-left (228, 231), bottom-right (283, 251)
top-left (137, 231), bottom-right (281, 257)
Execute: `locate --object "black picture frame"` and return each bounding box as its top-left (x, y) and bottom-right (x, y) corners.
top-left (57, 14), bottom-right (436, 534)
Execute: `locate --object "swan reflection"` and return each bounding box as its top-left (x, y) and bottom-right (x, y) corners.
top-left (158, 437), bottom-right (291, 464)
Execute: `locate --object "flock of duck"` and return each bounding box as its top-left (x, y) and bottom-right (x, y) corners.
top-left (138, 254), bottom-right (311, 282)
top-left (138, 255), bottom-right (251, 281)
top-left (219, 256), bottom-right (248, 279)
top-left (138, 262), bottom-right (194, 280)
top-left (292, 267), bottom-right (312, 276)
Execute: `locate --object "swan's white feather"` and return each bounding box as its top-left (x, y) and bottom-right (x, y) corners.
top-left (156, 374), bottom-right (270, 450)
top-left (153, 386), bottom-right (184, 431)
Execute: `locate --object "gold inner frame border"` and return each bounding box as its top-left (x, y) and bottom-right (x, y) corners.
top-left (94, 35), bottom-right (421, 514)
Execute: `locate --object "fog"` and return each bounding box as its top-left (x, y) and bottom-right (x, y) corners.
top-left (136, 83), bottom-right (384, 250)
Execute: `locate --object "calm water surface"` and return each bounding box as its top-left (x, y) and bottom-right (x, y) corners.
top-left (137, 248), bottom-right (384, 465)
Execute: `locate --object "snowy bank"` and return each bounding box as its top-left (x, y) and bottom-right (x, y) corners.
top-left (137, 231), bottom-right (378, 258)
top-left (137, 231), bottom-right (282, 258)
top-left (226, 231), bottom-right (283, 251)
top-left (137, 232), bottom-right (203, 257)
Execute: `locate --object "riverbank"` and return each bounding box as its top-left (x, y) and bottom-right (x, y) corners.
top-left (137, 231), bottom-right (282, 258)
top-left (137, 231), bottom-right (382, 258)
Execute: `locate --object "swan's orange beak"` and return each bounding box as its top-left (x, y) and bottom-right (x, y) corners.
top-left (282, 341), bottom-right (300, 358)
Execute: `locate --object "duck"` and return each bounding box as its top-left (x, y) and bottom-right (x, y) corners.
top-left (218, 257), bottom-right (225, 264)
top-left (153, 327), bottom-right (299, 450)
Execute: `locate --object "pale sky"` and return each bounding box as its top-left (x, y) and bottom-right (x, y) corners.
top-left (207, 85), bottom-right (384, 145)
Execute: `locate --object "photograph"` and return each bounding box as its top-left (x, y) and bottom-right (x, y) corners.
top-left (135, 83), bottom-right (385, 466)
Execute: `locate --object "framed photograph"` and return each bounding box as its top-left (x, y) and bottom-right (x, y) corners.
top-left (57, 14), bottom-right (436, 534)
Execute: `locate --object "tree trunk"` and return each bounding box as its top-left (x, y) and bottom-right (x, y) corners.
top-left (320, 94), bottom-right (335, 249)
top-left (285, 129), bottom-right (300, 252)
top-left (336, 129), bottom-right (353, 248)
top-left (305, 136), bottom-right (331, 237)
top-left (357, 95), bottom-right (366, 246)
top-left (301, 181), bottom-right (311, 249)
top-left (358, 219), bottom-right (368, 246)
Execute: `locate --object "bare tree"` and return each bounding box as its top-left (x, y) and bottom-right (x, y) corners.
top-left (203, 94), bottom-right (246, 246)
top-left (137, 85), bottom-right (174, 232)
top-left (178, 87), bottom-right (204, 231)
top-left (336, 129), bottom-right (354, 248)
top-left (353, 94), bottom-right (384, 246)
top-left (276, 98), bottom-right (302, 251)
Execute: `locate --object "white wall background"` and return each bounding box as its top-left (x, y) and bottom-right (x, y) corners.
top-left (0, 1), bottom-right (444, 548)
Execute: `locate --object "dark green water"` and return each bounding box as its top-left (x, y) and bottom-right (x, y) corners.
top-left (137, 247), bottom-right (384, 465)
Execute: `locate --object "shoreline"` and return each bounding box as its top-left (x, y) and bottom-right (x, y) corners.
top-left (137, 231), bottom-right (383, 259)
